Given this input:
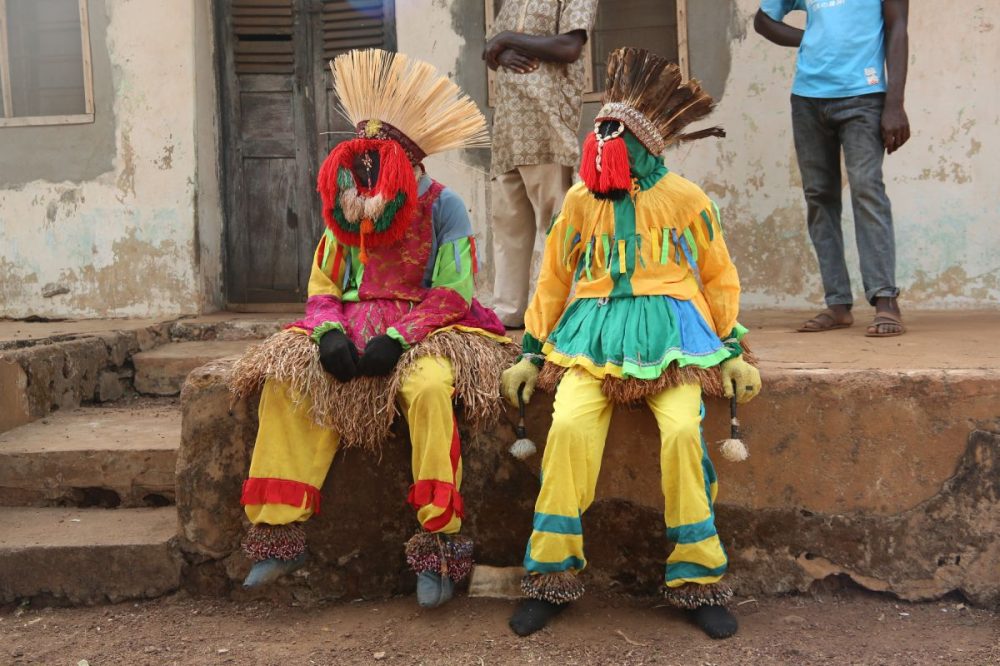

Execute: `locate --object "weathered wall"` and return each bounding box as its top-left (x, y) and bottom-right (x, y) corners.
top-left (396, 1), bottom-right (495, 301)
top-left (675, 1), bottom-right (1000, 309)
top-left (408, 1), bottom-right (1000, 310)
top-left (0, 0), bottom-right (223, 320)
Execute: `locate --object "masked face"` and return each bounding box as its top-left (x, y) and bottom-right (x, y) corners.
top-left (580, 120), bottom-right (631, 200)
top-left (351, 150), bottom-right (381, 190)
top-left (597, 120), bottom-right (624, 141)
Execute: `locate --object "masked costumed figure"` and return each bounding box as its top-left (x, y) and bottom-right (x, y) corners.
top-left (230, 49), bottom-right (513, 608)
top-left (501, 48), bottom-right (762, 638)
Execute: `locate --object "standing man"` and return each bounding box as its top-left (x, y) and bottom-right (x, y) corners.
top-left (484, 0), bottom-right (599, 329)
top-left (755, 0), bottom-right (910, 337)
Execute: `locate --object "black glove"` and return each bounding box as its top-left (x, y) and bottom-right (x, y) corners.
top-left (358, 334), bottom-right (405, 377)
top-left (318, 329), bottom-right (360, 382)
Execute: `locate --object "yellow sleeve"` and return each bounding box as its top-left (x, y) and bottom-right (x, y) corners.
top-left (524, 210), bottom-right (576, 344)
top-left (689, 201), bottom-right (741, 338)
top-left (307, 229), bottom-right (344, 299)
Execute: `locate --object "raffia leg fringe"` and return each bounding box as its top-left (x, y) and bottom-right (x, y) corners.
top-left (520, 572), bottom-right (585, 604)
top-left (229, 329), bottom-right (516, 452)
top-left (242, 523), bottom-right (307, 563)
top-left (662, 581), bottom-right (734, 610)
top-left (404, 532), bottom-right (474, 583)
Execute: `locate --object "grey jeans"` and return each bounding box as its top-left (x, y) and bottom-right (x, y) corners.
top-left (791, 93), bottom-right (900, 307)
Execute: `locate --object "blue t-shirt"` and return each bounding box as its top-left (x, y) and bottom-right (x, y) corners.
top-left (761, 0), bottom-right (887, 99)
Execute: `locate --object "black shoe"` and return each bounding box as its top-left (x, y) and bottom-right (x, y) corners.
top-left (687, 604), bottom-right (738, 639)
top-left (509, 599), bottom-right (567, 636)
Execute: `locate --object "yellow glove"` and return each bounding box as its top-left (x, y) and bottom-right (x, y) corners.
top-left (501, 358), bottom-right (540, 407)
top-left (720, 356), bottom-right (761, 404)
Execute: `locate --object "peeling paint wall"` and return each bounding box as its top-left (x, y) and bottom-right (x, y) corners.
top-left (0, 0), bottom-right (223, 319)
top-left (403, 0), bottom-right (1000, 310)
top-left (677, 1), bottom-right (1000, 309)
top-left (396, 0), bottom-right (496, 301)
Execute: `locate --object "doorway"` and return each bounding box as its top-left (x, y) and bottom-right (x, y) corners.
top-left (216, 0), bottom-right (396, 304)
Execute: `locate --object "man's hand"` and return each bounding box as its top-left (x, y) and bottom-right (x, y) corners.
top-left (357, 334), bottom-right (405, 377)
top-left (484, 29), bottom-right (586, 66)
top-left (483, 31), bottom-right (512, 70)
top-left (501, 358), bottom-right (540, 407)
top-left (318, 329), bottom-right (360, 383)
top-left (497, 49), bottom-right (539, 74)
top-left (881, 102), bottom-right (910, 154)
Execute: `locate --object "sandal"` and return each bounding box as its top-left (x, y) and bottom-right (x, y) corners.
top-left (796, 309), bottom-right (853, 333)
top-left (865, 311), bottom-right (906, 337)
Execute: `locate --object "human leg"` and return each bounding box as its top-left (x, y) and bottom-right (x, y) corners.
top-left (397, 356), bottom-right (469, 608)
top-left (491, 169), bottom-right (538, 327)
top-left (519, 163), bottom-right (574, 287)
top-left (791, 95), bottom-right (855, 325)
top-left (241, 379), bottom-right (341, 586)
top-left (835, 94), bottom-right (904, 336)
top-left (511, 368), bottom-right (613, 636)
top-left (647, 383), bottom-right (736, 639)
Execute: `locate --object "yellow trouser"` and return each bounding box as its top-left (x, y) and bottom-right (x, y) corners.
top-left (242, 356), bottom-right (464, 534)
top-left (524, 368), bottom-right (727, 587)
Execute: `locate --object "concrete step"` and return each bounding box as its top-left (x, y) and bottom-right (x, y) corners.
top-left (133, 340), bottom-right (251, 396)
top-left (0, 506), bottom-right (181, 604)
top-left (0, 400), bottom-right (180, 508)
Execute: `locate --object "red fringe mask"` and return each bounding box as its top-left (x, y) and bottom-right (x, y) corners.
top-left (316, 138), bottom-right (418, 260)
top-left (579, 128), bottom-right (631, 197)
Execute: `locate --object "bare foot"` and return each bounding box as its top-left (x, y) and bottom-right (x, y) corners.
top-left (797, 305), bottom-right (854, 333)
top-left (866, 297), bottom-right (905, 337)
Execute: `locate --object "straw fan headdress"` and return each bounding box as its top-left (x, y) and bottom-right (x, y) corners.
top-left (317, 49), bottom-right (489, 261)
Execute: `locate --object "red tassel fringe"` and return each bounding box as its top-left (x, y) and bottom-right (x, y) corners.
top-left (579, 132), bottom-right (631, 195)
top-left (316, 138), bottom-right (418, 250)
top-left (241, 477), bottom-right (322, 515)
top-left (579, 132), bottom-right (600, 192)
top-left (598, 136), bottom-right (631, 192)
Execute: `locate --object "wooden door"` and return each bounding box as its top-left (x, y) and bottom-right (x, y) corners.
top-left (218, 0), bottom-right (396, 305)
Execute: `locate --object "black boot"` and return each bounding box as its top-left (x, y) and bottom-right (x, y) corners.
top-left (509, 599), bottom-right (567, 636)
top-left (687, 604), bottom-right (738, 639)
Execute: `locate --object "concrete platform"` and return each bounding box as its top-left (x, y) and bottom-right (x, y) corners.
top-left (133, 340), bottom-right (252, 396)
top-left (739, 309), bottom-right (1000, 371)
top-left (0, 506), bottom-right (181, 604)
top-left (0, 318), bottom-right (163, 348)
top-left (0, 401), bottom-right (180, 507)
top-left (176, 311), bottom-right (1000, 608)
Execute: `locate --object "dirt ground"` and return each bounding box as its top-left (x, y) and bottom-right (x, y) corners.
top-left (0, 589), bottom-right (996, 666)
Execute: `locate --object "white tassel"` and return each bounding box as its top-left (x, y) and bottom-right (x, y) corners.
top-left (509, 438), bottom-right (537, 460)
top-left (718, 438), bottom-right (748, 462)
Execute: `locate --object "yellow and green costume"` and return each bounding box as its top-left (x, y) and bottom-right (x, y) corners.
top-left (517, 131), bottom-right (752, 609)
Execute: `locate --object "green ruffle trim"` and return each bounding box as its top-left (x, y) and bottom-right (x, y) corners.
top-left (520, 331), bottom-right (545, 368)
top-left (384, 326), bottom-right (411, 350)
top-left (548, 344), bottom-right (734, 381)
top-left (310, 320), bottom-right (345, 345)
top-left (722, 323), bottom-right (748, 359)
top-left (543, 296), bottom-right (734, 380)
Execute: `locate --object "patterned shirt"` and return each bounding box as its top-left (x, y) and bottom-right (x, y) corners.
top-left (490, 0), bottom-right (599, 176)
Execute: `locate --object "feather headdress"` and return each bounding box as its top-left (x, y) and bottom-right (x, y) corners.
top-left (597, 47), bottom-right (725, 154)
top-left (317, 49), bottom-right (489, 261)
top-left (580, 47), bottom-right (724, 196)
